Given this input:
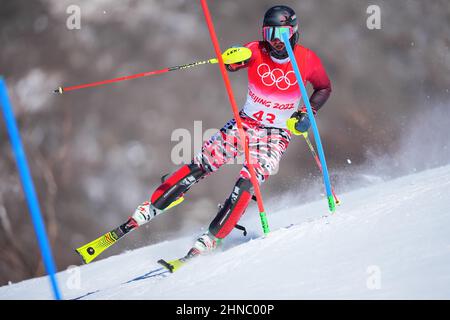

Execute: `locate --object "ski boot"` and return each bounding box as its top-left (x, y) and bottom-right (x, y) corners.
top-left (157, 232), bottom-right (222, 273)
top-left (186, 232), bottom-right (222, 258)
top-left (130, 201), bottom-right (159, 226)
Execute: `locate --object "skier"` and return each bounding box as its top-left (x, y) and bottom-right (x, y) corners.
top-left (127, 5), bottom-right (332, 259)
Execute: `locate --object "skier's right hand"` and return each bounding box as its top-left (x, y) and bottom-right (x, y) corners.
top-left (286, 108), bottom-right (314, 135)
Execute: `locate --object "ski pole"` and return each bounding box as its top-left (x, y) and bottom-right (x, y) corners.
top-left (54, 59), bottom-right (214, 94)
top-left (281, 31), bottom-right (336, 212)
top-left (302, 132), bottom-right (340, 205)
top-left (53, 47), bottom-right (251, 94)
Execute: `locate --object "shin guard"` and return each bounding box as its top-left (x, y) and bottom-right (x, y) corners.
top-left (209, 178), bottom-right (253, 239)
top-left (151, 163), bottom-right (206, 210)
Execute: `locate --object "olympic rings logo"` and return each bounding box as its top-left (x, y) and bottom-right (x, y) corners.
top-left (257, 63), bottom-right (298, 91)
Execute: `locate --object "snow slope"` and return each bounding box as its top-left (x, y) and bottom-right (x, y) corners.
top-left (1, 165), bottom-right (450, 300)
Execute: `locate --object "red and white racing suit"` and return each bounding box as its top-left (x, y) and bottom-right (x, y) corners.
top-left (241, 41), bottom-right (331, 128)
top-left (150, 41), bottom-right (331, 239)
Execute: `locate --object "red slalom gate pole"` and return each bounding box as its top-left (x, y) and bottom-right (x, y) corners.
top-left (200, 0), bottom-right (270, 235)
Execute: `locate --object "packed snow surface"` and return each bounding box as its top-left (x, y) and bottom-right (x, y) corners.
top-left (1, 165), bottom-right (449, 300)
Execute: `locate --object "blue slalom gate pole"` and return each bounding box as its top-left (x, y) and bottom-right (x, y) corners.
top-left (281, 33), bottom-right (336, 212)
top-left (0, 77), bottom-right (62, 300)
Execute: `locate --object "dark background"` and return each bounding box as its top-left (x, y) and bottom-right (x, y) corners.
top-left (1, 0), bottom-right (449, 285)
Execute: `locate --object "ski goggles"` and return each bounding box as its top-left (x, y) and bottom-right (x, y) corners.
top-left (262, 26), bottom-right (295, 42)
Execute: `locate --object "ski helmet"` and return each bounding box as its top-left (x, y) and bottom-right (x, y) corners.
top-left (262, 5), bottom-right (299, 59)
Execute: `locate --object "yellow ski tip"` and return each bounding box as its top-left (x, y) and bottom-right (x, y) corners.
top-left (158, 258), bottom-right (185, 273)
top-left (75, 246), bottom-right (98, 265)
top-left (75, 248), bottom-right (89, 264)
top-left (75, 232), bottom-right (118, 264)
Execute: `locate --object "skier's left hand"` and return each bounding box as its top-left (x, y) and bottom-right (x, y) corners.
top-left (225, 60), bottom-right (250, 72)
top-left (225, 45), bottom-right (251, 72)
top-left (286, 108), bottom-right (314, 135)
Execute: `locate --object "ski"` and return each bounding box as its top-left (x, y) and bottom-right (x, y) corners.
top-left (75, 218), bottom-right (137, 264)
top-left (75, 196), bottom-right (185, 264)
top-left (157, 258), bottom-right (189, 273)
top-left (157, 247), bottom-right (202, 273)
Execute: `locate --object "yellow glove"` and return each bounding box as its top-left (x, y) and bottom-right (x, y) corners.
top-left (286, 116), bottom-right (302, 136)
top-left (286, 110), bottom-right (311, 136)
top-left (222, 46), bottom-right (252, 64)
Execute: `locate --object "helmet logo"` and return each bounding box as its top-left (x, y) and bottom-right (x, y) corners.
top-left (257, 63), bottom-right (298, 91)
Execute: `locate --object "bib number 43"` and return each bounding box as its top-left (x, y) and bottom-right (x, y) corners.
top-left (252, 111), bottom-right (275, 124)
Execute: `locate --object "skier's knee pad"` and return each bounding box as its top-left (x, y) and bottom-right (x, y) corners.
top-left (209, 178), bottom-right (253, 239)
top-left (151, 163), bottom-right (206, 210)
